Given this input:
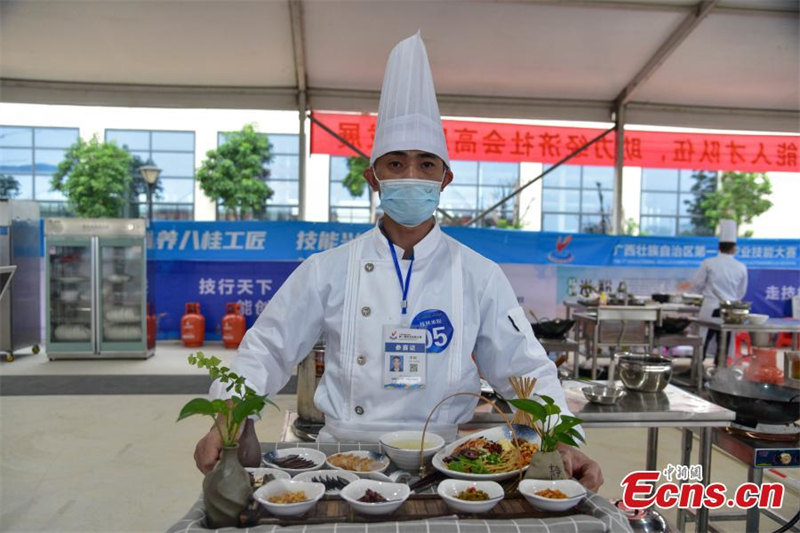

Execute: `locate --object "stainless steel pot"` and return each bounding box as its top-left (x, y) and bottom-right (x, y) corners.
top-left (613, 353), bottom-right (673, 392)
top-left (720, 300), bottom-right (751, 324)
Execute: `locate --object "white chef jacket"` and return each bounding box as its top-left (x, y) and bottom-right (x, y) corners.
top-left (211, 222), bottom-right (574, 443)
top-left (692, 253), bottom-right (748, 319)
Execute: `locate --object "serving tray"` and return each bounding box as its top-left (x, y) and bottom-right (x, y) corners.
top-left (239, 493), bottom-right (573, 527)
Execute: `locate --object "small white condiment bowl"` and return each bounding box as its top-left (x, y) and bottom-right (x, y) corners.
top-left (518, 479), bottom-right (586, 512)
top-left (326, 450), bottom-right (390, 474)
top-left (339, 479), bottom-right (410, 515)
top-left (379, 430), bottom-right (445, 471)
top-left (436, 479), bottom-right (504, 513)
top-left (253, 479), bottom-right (325, 517)
top-left (292, 470), bottom-right (358, 494)
top-left (262, 447), bottom-right (326, 475)
top-left (245, 467), bottom-right (291, 488)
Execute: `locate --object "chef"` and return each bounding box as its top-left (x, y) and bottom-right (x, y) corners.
top-left (194, 32), bottom-right (602, 491)
top-left (692, 219), bottom-right (748, 359)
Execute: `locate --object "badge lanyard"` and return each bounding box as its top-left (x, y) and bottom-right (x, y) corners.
top-left (387, 236), bottom-right (413, 316)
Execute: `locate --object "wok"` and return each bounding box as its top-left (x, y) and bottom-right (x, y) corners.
top-left (531, 318), bottom-right (575, 340)
top-left (654, 317), bottom-right (691, 336)
top-left (651, 293), bottom-right (671, 304)
top-left (706, 379), bottom-right (800, 426)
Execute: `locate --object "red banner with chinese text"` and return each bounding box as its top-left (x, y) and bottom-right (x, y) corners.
top-left (310, 112), bottom-right (799, 173)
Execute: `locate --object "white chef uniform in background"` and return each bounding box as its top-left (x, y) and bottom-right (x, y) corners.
top-left (692, 219), bottom-right (748, 355)
top-left (210, 31), bottom-right (574, 442)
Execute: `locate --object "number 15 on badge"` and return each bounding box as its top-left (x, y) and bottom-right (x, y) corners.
top-left (383, 326), bottom-right (427, 390)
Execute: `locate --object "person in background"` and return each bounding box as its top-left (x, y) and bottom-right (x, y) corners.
top-left (692, 219), bottom-right (748, 360)
top-left (194, 31), bottom-right (603, 491)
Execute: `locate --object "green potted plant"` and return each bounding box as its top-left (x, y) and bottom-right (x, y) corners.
top-left (509, 395), bottom-right (584, 480)
top-left (178, 352), bottom-right (277, 528)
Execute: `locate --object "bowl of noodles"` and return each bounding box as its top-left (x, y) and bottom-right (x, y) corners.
top-left (431, 424), bottom-right (540, 481)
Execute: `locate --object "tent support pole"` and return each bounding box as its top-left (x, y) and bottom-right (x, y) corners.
top-left (612, 103), bottom-right (625, 235)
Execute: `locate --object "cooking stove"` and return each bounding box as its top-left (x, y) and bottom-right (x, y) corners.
top-left (728, 421), bottom-right (800, 443)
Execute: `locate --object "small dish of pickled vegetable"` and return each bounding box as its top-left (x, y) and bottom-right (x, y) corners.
top-left (436, 479), bottom-right (504, 513)
top-left (519, 479), bottom-right (586, 512)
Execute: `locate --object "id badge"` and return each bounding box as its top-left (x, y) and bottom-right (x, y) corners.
top-left (383, 325), bottom-right (426, 390)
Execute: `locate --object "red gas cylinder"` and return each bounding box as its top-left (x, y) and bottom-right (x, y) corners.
top-left (222, 302), bottom-right (246, 349)
top-left (181, 302), bottom-right (205, 348)
top-left (146, 303), bottom-right (157, 349)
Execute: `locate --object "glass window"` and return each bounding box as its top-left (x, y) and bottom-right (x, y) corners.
top-left (8, 175), bottom-right (33, 199)
top-left (34, 175), bottom-right (65, 201)
top-left (542, 213), bottom-right (579, 233)
top-left (150, 152), bottom-right (195, 177)
top-left (641, 192), bottom-right (678, 216)
top-left (268, 133), bottom-right (299, 154)
top-left (34, 149), bottom-right (65, 174)
top-left (0, 126), bottom-right (79, 215)
top-left (450, 160), bottom-right (478, 185)
top-left (151, 131), bottom-right (194, 151)
top-left (107, 128), bottom-right (195, 220)
top-left (0, 127), bottom-right (33, 147)
top-left (106, 130), bottom-right (149, 151)
top-left (35, 128), bottom-right (78, 148)
top-left (440, 185), bottom-right (477, 211)
top-left (330, 180), bottom-right (369, 206)
top-left (0, 148), bottom-right (32, 173)
top-left (330, 206), bottom-right (370, 224)
top-left (158, 178), bottom-right (195, 203)
top-left (642, 168), bottom-right (679, 191)
top-left (583, 166), bottom-right (614, 190)
top-left (268, 154), bottom-right (299, 181)
top-left (640, 216), bottom-right (676, 236)
top-left (580, 188), bottom-right (612, 214)
top-left (268, 180), bottom-right (299, 205)
top-left (541, 164), bottom-right (612, 233)
top-left (543, 165), bottom-right (580, 188)
top-left (479, 162), bottom-right (518, 186)
top-left (640, 168), bottom-right (717, 236)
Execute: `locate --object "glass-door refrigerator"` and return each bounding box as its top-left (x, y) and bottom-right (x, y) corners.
top-left (45, 218), bottom-right (151, 359)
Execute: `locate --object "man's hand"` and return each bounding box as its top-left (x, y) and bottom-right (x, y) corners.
top-left (557, 443), bottom-right (604, 492)
top-left (194, 425), bottom-right (222, 474)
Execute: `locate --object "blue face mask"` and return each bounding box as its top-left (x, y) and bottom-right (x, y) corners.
top-left (378, 177), bottom-right (442, 228)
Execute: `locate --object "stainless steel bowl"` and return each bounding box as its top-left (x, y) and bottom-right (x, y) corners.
top-left (617, 355), bottom-right (673, 392)
top-left (721, 307), bottom-right (750, 324)
top-left (582, 385), bottom-right (626, 405)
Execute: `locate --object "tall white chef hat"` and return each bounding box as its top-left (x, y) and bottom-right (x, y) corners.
top-left (719, 219), bottom-right (737, 243)
top-left (370, 31), bottom-right (450, 167)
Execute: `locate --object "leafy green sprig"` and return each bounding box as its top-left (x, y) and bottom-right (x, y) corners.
top-left (177, 352), bottom-right (277, 447)
top-left (509, 395), bottom-right (584, 452)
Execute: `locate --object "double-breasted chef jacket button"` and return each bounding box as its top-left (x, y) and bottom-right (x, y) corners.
top-left (364, 262), bottom-right (374, 272)
top-left (361, 306), bottom-right (371, 317)
top-left (356, 355), bottom-right (366, 365)
top-left (355, 406), bottom-right (364, 415)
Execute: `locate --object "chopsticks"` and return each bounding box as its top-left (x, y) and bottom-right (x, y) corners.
top-left (508, 376), bottom-right (537, 426)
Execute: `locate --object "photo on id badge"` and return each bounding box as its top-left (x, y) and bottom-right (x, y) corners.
top-left (383, 326), bottom-right (426, 389)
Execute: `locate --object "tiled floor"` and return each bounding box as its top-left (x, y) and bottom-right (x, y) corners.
top-left (0, 342), bottom-right (797, 532)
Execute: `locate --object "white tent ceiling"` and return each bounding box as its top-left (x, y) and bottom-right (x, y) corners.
top-left (1, 0), bottom-right (798, 132)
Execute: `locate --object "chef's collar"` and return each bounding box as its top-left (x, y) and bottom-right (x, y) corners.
top-left (373, 217), bottom-right (442, 262)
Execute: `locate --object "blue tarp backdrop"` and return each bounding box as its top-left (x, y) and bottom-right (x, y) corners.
top-left (148, 221), bottom-right (800, 340)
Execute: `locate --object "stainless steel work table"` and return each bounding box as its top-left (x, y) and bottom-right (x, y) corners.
top-left (470, 381), bottom-right (736, 533)
top-left (573, 307), bottom-right (660, 379)
top-left (691, 317), bottom-right (800, 369)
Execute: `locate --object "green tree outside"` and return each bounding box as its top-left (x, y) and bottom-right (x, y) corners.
top-left (52, 136), bottom-right (132, 218)
top-left (343, 156), bottom-right (369, 197)
top-left (700, 171), bottom-right (772, 237)
top-left (196, 124), bottom-right (273, 220)
top-left (0, 174), bottom-right (20, 199)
